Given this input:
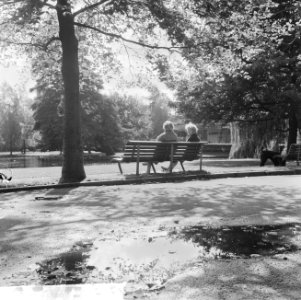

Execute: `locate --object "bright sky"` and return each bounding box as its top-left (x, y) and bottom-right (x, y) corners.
top-left (0, 35), bottom-right (175, 104)
top-left (0, 63), bottom-right (36, 106)
top-left (103, 41), bottom-right (176, 101)
top-left (0, 66), bottom-right (22, 86)
top-left (0, 53), bottom-right (34, 87)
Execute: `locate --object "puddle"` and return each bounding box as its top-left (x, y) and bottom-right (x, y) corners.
top-left (173, 223), bottom-right (301, 258)
top-left (36, 241), bottom-right (94, 285)
top-left (36, 223), bottom-right (301, 285)
top-left (36, 237), bottom-right (199, 286)
top-left (88, 237), bottom-right (199, 271)
top-left (87, 237), bottom-right (201, 287)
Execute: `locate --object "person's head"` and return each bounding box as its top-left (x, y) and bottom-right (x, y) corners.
top-left (185, 123), bottom-right (198, 136)
top-left (163, 121), bottom-right (174, 132)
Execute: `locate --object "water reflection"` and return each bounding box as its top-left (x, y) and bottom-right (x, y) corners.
top-left (0, 154), bottom-right (109, 168)
top-left (36, 237), bottom-right (200, 285)
top-left (88, 237), bottom-right (200, 271)
top-left (173, 223), bottom-right (301, 258)
top-left (36, 241), bottom-right (94, 285)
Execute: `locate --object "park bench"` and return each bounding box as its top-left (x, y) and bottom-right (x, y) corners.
top-left (286, 143), bottom-right (301, 166)
top-left (112, 140), bottom-right (206, 175)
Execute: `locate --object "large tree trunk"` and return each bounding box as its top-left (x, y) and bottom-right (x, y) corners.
top-left (229, 122), bottom-right (257, 158)
top-left (287, 106), bottom-right (298, 151)
top-left (57, 0), bottom-right (86, 183)
top-left (229, 121), bottom-right (284, 159)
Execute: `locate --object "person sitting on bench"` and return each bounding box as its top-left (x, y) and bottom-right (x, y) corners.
top-left (156, 121), bottom-right (178, 172)
top-left (156, 120), bottom-right (178, 142)
top-left (185, 122), bottom-right (200, 142)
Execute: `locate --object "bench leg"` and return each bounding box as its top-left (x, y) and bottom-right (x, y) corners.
top-left (199, 157), bottom-right (203, 171)
top-left (180, 161), bottom-right (185, 172)
top-left (117, 162), bottom-right (123, 174)
top-left (146, 163), bottom-right (151, 174)
top-left (151, 163), bottom-right (157, 174)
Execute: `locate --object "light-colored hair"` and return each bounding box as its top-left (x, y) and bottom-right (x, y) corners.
top-left (163, 121), bottom-right (174, 132)
top-left (185, 123), bottom-right (198, 134)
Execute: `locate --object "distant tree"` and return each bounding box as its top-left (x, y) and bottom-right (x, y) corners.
top-left (31, 88), bottom-right (64, 152)
top-left (149, 88), bottom-right (170, 137)
top-left (0, 82), bottom-right (22, 153)
top-left (112, 93), bottom-right (152, 144)
top-left (81, 91), bottom-right (123, 155)
top-left (32, 66), bottom-right (123, 154)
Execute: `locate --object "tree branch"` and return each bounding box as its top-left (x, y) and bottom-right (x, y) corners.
top-left (73, 0), bottom-right (113, 17)
top-left (0, 39), bottom-right (45, 49)
top-left (0, 0), bottom-right (23, 7)
top-left (42, 2), bottom-right (57, 10)
top-left (0, 36), bottom-right (60, 50)
top-left (74, 22), bottom-right (190, 51)
top-left (0, 0), bottom-right (56, 9)
top-left (44, 36), bottom-right (61, 49)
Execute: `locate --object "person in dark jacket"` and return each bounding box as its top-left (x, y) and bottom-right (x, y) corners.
top-left (156, 121), bottom-right (178, 142)
top-left (156, 121), bottom-right (178, 172)
top-left (185, 122), bottom-right (200, 142)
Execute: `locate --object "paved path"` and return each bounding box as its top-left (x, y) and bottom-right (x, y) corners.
top-left (1, 158), bottom-right (301, 190)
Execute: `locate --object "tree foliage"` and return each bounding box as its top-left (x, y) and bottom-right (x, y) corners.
top-left (31, 55), bottom-right (124, 154)
top-left (112, 93), bottom-right (152, 143)
top-left (0, 82), bottom-right (23, 152)
top-left (150, 0), bottom-right (301, 156)
top-left (3, 0), bottom-right (301, 164)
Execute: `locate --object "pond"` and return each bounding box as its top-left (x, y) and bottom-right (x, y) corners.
top-left (0, 153), bottom-right (109, 169)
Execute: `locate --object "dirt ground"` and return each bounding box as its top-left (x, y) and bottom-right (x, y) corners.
top-left (1, 174), bottom-right (301, 299)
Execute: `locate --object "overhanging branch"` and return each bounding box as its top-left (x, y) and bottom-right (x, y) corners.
top-left (0, 0), bottom-right (56, 9)
top-left (74, 22), bottom-right (190, 51)
top-left (0, 0), bottom-right (23, 7)
top-left (42, 2), bottom-right (57, 10)
top-left (73, 0), bottom-right (113, 17)
top-left (44, 36), bottom-right (61, 49)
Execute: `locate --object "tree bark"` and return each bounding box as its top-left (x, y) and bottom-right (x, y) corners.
top-left (229, 121), bottom-right (283, 159)
top-left (287, 106), bottom-right (298, 151)
top-left (57, 0), bottom-right (86, 183)
top-left (229, 122), bottom-right (257, 158)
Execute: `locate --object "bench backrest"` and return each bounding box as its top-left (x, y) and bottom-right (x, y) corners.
top-left (287, 144), bottom-right (301, 160)
top-left (122, 141), bottom-right (204, 162)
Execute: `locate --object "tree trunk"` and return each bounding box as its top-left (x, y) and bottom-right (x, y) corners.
top-left (229, 121), bottom-right (283, 159)
top-left (229, 122), bottom-right (257, 158)
top-left (287, 106), bottom-right (298, 151)
top-left (57, 0), bottom-right (86, 183)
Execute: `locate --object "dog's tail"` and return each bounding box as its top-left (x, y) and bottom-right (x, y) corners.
top-left (7, 176), bottom-right (12, 181)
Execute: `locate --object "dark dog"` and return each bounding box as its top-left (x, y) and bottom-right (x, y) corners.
top-left (260, 150), bottom-right (286, 166)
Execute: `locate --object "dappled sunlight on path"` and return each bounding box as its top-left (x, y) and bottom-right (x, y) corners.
top-left (30, 175), bottom-right (301, 225)
top-left (1, 175), bottom-right (301, 293)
